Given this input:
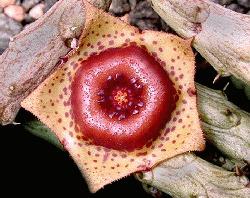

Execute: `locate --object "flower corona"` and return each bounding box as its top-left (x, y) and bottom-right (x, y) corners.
top-left (71, 45), bottom-right (177, 150)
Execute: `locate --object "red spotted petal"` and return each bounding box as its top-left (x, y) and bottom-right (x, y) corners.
top-left (21, 0), bottom-right (205, 193)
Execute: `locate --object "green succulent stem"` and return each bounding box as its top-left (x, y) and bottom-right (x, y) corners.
top-left (197, 83), bottom-right (250, 163)
top-left (24, 120), bottom-right (63, 150)
top-left (136, 153), bottom-right (250, 198)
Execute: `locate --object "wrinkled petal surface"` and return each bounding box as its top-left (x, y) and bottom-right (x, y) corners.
top-left (21, 0), bottom-right (205, 193)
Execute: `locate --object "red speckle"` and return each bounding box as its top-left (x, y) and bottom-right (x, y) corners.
top-left (187, 87), bottom-right (197, 97)
top-left (172, 140), bottom-right (176, 144)
top-left (161, 61), bottom-right (166, 66)
top-left (182, 125), bottom-right (186, 128)
top-left (159, 47), bottom-right (163, 52)
top-left (109, 40), bottom-right (114, 45)
top-left (178, 119), bottom-right (182, 123)
top-left (96, 147), bottom-right (101, 151)
top-left (98, 45), bottom-right (105, 50)
top-left (152, 154), bottom-right (156, 157)
top-left (97, 41), bottom-right (101, 46)
top-left (78, 143), bottom-right (82, 147)
top-left (88, 151), bottom-right (91, 156)
top-left (153, 41), bottom-right (157, 45)
top-left (170, 71), bottom-right (175, 76)
top-left (121, 154), bottom-right (127, 158)
top-left (158, 144), bottom-right (163, 148)
top-left (59, 94), bottom-right (63, 99)
top-left (139, 37), bottom-right (144, 41)
top-left (179, 74), bottom-right (184, 79)
top-left (171, 59), bottom-right (175, 62)
top-left (182, 100), bottom-right (187, 104)
top-left (73, 63), bottom-right (78, 70)
top-left (171, 126), bottom-right (176, 132)
top-left (152, 52), bottom-right (157, 57)
top-left (93, 160), bottom-right (97, 163)
top-left (136, 152), bottom-right (147, 157)
top-left (125, 38), bottom-right (130, 43)
top-left (103, 152), bottom-right (110, 162)
top-left (130, 32), bottom-right (135, 36)
top-left (121, 33), bottom-right (125, 37)
top-left (130, 159), bottom-right (134, 162)
top-left (164, 128), bottom-right (170, 135)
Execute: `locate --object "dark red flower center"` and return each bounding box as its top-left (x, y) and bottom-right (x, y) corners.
top-left (97, 73), bottom-right (144, 121)
top-left (71, 45), bottom-right (177, 151)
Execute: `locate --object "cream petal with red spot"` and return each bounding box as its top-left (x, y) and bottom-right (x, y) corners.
top-left (21, 0), bottom-right (205, 193)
